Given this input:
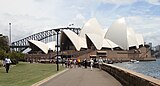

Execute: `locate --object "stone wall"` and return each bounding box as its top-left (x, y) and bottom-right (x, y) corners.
top-left (102, 63), bottom-right (160, 86)
top-left (106, 46), bottom-right (154, 61)
top-left (77, 50), bottom-right (97, 60)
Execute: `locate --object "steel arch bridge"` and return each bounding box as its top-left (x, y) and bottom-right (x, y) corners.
top-left (11, 27), bottom-right (81, 52)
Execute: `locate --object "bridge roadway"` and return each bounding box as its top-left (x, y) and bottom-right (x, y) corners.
top-left (40, 68), bottom-right (122, 86)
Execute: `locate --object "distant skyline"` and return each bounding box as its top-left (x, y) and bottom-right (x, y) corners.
top-left (0, 0), bottom-right (160, 46)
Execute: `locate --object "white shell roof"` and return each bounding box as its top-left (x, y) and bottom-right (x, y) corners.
top-left (47, 41), bottom-right (56, 51)
top-left (28, 40), bottom-right (49, 54)
top-left (62, 30), bottom-right (87, 51)
top-left (136, 34), bottom-right (144, 46)
top-left (86, 34), bottom-right (103, 50)
top-left (127, 27), bottom-right (139, 48)
top-left (79, 18), bottom-right (104, 38)
top-left (105, 17), bottom-right (128, 50)
top-left (104, 17), bottom-right (145, 50)
top-left (60, 17), bottom-right (144, 51)
top-left (102, 39), bottom-right (119, 49)
top-left (102, 39), bottom-right (112, 48)
top-left (79, 37), bottom-right (87, 49)
top-left (22, 48), bottom-right (31, 54)
top-left (62, 30), bottom-right (80, 50)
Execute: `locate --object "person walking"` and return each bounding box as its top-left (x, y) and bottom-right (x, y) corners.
top-left (84, 59), bottom-right (87, 68)
top-left (5, 57), bottom-right (12, 73)
top-left (90, 58), bottom-right (94, 71)
top-left (65, 59), bottom-right (68, 68)
top-left (98, 57), bottom-right (103, 70)
top-left (68, 58), bottom-right (71, 68)
top-left (77, 59), bottom-right (81, 68)
top-left (73, 59), bottom-right (77, 68)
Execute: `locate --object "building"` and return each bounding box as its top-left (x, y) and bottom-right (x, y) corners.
top-left (61, 18), bottom-right (144, 51)
top-left (60, 17), bottom-right (153, 61)
top-left (27, 17), bottom-right (154, 61)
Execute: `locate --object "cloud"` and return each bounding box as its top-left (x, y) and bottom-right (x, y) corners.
top-left (72, 14), bottom-right (86, 27)
top-left (0, 0), bottom-right (160, 46)
top-left (0, 13), bottom-right (56, 41)
top-left (147, 0), bottom-right (160, 5)
top-left (0, 0), bottom-right (82, 41)
top-left (126, 16), bottom-right (160, 45)
top-left (99, 0), bottom-right (137, 5)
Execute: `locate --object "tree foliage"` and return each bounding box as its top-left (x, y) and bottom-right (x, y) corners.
top-left (0, 35), bottom-right (25, 64)
top-left (0, 36), bottom-right (9, 52)
top-left (9, 51), bottom-right (25, 64)
top-left (0, 50), bottom-right (25, 64)
top-left (8, 51), bottom-right (25, 60)
top-left (0, 50), bottom-right (7, 59)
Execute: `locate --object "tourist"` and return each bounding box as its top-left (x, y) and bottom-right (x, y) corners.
top-left (73, 59), bottom-right (77, 68)
top-left (77, 59), bottom-right (81, 68)
top-left (5, 57), bottom-right (12, 73)
top-left (68, 58), bottom-right (71, 68)
top-left (69, 59), bottom-right (73, 68)
top-left (65, 59), bottom-right (68, 68)
top-left (98, 57), bottom-right (103, 70)
top-left (84, 59), bottom-right (87, 68)
top-left (90, 58), bottom-right (94, 71)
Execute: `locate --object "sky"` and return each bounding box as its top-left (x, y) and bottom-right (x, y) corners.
top-left (0, 0), bottom-right (160, 46)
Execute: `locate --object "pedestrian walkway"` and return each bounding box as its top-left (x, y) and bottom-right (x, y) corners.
top-left (40, 68), bottom-right (122, 86)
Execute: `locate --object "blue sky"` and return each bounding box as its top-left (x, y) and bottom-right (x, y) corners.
top-left (0, 0), bottom-right (160, 46)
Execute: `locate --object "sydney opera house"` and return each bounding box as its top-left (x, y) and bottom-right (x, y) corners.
top-left (27, 17), bottom-right (153, 62)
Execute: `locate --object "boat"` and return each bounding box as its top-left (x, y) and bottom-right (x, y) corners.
top-left (129, 59), bottom-right (139, 64)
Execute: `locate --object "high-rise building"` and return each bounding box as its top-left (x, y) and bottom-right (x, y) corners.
top-left (155, 45), bottom-right (160, 51)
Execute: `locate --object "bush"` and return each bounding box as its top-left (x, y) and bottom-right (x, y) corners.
top-left (11, 59), bottom-right (18, 65)
top-left (0, 61), bottom-right (2, 67)
top-left (0, 50), bottom-right (25, 64)
top-left (8, 51), bottom-right (25, 64)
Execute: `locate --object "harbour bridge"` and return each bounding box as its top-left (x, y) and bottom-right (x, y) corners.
top-left (10, 27), bottom-right (81, 52)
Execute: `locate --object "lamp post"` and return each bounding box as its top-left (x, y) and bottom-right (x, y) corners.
top-left (9, 23), bottom-right (12, 52)
top-left (9, 23), bottom-right (11, 45)
top-left (49, 48), bottom-right (51, 62)
top-left (55, 29), bottom-right (60, 71)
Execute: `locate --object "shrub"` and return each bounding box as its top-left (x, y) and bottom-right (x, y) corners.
top-left (0, 61), bottom-right (2, 67)
top-left (8, 51), bottom-right (25, 64)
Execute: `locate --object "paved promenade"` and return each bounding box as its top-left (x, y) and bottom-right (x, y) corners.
top-left (40, 68), bottom-right (122, 86)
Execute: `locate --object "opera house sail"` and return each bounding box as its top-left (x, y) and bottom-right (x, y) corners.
top-left (27, 17), bottom-right (153, 62)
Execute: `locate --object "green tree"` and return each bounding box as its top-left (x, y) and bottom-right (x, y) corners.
top-left (0, 36), bottom-right (9, 52)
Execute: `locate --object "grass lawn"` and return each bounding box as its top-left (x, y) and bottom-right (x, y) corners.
top-left (0, 62), bottom-right (65, 86)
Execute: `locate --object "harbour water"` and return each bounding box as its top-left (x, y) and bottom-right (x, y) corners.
top-left (114, 58), bottom-right (160, 80)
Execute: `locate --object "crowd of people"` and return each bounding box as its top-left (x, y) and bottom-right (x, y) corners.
top-left (63, 57), bottom-right (104, 71)
top-left (64, 58), bottom-right (81, 68)
top-left (1, 56), bottom-right (104, 73)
